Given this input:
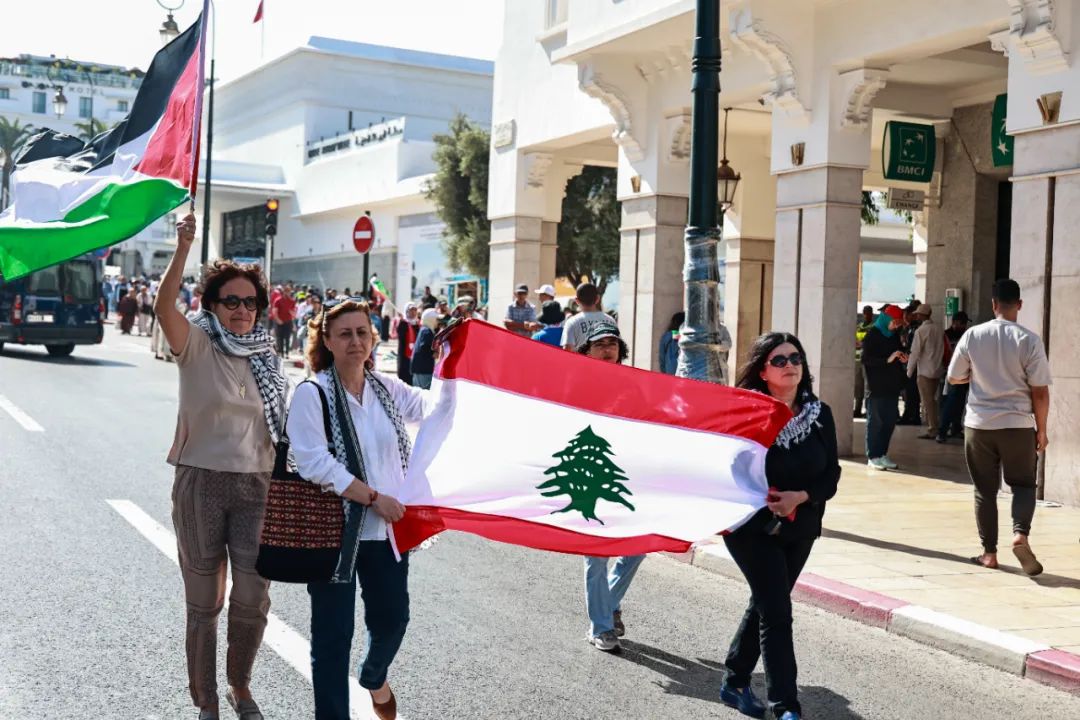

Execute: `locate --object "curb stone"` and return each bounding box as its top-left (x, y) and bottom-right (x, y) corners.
top-left (683, 543), bottom-right (1080, 693)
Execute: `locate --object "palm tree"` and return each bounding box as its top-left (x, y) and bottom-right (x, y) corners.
top-left (74, 118), bottom-right (108, 143)
top-left (0, 117), bottom-right (35, 211)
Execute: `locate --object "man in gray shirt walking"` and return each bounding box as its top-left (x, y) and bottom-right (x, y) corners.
top-left (947, 279), bottom-right (1051, 576)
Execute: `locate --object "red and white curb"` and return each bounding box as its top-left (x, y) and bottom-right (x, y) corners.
top-left (681, 543), bottom-right (1080, 693)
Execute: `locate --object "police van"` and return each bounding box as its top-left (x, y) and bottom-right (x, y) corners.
top-left (0, 255), bottom-right (105, 357)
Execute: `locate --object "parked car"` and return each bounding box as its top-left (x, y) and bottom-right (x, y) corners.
top-left (0, 256), bottom-right (105, 357)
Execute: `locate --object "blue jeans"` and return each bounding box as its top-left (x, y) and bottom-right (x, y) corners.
top-left (412, 373), bottom-right (432, 389)
top-left (865, 395), bottom-right (899, 459)
top-left (307, 541), bottom-right (409, 720)
top-left (584, 555), bottom-right (645, 637)
top-left (938, 383), bottom-right (969, 439)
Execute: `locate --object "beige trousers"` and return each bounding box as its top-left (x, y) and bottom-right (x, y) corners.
top-left (171, 465), bottom-right (271, 709)
top-left (916, 375), bottom-right (941, 436)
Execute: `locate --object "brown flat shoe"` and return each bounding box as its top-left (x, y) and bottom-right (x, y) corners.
top-left (371, 688), bottom-right (397, 720)
top-left (1013, 544), bottom-right (1044, 576)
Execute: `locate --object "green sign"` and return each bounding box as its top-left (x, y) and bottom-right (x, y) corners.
top-left (883, 121), bottom-right (936, 183)
top-left (945, 296), bottom-right (960, 316)
top-left (992, 93), bottom-right (1014, 167)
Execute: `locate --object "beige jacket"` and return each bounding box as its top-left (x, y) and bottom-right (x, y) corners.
top-left (907, 319), bottom-right (944, 379)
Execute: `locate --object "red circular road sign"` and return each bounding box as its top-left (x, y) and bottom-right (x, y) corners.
top-left (353, 215), bottom-right (375, 254)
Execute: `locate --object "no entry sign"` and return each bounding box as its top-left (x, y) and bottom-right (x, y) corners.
top-left (353, 215), bottom-right (375, 254)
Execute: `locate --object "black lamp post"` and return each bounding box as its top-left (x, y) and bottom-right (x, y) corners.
top-left (45, 62), bottom-right (67, 119)
top-left (677, 0), bottom-right (726, 382)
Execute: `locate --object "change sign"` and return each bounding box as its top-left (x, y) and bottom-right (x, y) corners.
top-left (883, 121), bottom-right (935, 183)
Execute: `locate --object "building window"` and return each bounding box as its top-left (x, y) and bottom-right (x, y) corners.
top-left (32, 91), bottom-right (46, 114)
top-left (0, 88), bottom-right (9, 100)
top-left (79, 97), bottom-right (93, 119)
top-left (117, 100), bottom-right (129, 112)
top-left (545, 0), bottom-right (567, 28)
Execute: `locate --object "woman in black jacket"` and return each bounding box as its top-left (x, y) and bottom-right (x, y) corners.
top-left (719, 332), bottom-right (841, 720)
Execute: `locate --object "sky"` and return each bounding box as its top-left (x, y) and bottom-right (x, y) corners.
top-left (1, 0), bottom-right (504, 82)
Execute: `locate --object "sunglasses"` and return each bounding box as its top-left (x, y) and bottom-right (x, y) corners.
top-left (322, 296), bottom-right (367, 310)
top-left (219, 295), bottom-right (259, 311)
top-left (768, 352), bottom-right (804, 368)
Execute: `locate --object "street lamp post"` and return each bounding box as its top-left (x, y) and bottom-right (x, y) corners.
top-left (677, 0), bottom-right (725, 382)
top-left (45, 63), bottom-right (67, 119)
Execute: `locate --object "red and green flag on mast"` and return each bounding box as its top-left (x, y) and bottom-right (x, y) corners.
top-left (0, 2), bottom-right (208, 281)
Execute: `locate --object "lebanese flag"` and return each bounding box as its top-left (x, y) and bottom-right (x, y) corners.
top-left (0, 3), bottom-right (208, 281)
top-left (393, 320), bottom-right (792, 557)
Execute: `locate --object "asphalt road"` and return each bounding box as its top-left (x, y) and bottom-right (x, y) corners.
top-left (2, 328), bottom-right (1078, 720)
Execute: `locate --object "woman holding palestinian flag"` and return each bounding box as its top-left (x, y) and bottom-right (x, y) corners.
top-left (719, 332), bottom-right (841, 720)
top-left (157, 214), bottom-right (288, 720)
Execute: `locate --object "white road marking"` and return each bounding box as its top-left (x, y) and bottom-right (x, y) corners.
top-left (0, 394), bottom-right (44, 432)
top-left (107, 499), bottom-right (390, 719)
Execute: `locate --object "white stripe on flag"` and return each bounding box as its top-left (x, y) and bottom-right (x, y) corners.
top-left (402, 378), bottom-right (769, 542)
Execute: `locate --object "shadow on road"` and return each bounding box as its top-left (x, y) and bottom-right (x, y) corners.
top-left (824, 528), bottom-right (1080, 590)
top-left (616, 641), bottom-right (865, 719)
top-left (0, 347), bottom-right (136, 368)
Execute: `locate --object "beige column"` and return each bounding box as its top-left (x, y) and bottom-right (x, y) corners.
top-left (773, 166), bottom-right (863, 455)
top-left (617, 194), bottom-right (688, 370)
top-left (725, 238), bottom-right (774, 378)
top-left (539, 221), bottom-right (558, 290)
top-left (488, 215), bottom-right (543, 326)
top-left (1011, 124), bottom-right (1080, 505)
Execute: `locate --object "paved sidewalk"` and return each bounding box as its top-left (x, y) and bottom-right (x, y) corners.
top-left (693, 441), bottom-right (1080, 691)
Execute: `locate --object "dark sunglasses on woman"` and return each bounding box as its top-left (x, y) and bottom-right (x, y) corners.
top-left (219, 295), bottom-right (259, 311)
top-left (768, 352), bottom-right (804, 368)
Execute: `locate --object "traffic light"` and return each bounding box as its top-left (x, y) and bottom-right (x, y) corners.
top-left (265, 198), bottom-right (279, 237)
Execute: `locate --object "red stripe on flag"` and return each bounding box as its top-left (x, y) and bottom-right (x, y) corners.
top-left (437, 320), bottom-right (791, 446)
top-left (253, 0), bottom-right (264, 22)
top-left (395, 506), bottom-right (693, 557)
top-left (135, 48), bottom-right (201, 188)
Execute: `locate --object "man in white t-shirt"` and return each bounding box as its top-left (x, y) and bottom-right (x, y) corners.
top-left (947, 279), bottom-right (1051, 576)
top-left (561, 282), bottom-right (611, 351)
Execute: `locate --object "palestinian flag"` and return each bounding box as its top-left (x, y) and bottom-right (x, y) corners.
top-left (370, 276), bottom-right (390, 302)
top-left (0, 3), bottom-right (208, 281)
top-left (393, 320), bottom-right (792, 557)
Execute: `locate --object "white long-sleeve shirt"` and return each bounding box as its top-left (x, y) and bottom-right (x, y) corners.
top-left (907, 319), bottom-right (944, 379)
top-left (286, 370), bottom-right (430, 540)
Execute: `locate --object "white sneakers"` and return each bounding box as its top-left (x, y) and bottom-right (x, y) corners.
top-left (588, 630), bottom-right (621, 652)
top-left (867, 457), bottom-right (898, 470)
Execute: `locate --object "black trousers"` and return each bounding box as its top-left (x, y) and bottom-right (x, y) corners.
top-left (274, 322), bottom-right (292, 357)
top-left (723, 524), bottom-right (816, 717)
top-left (964, 428), bottom-right (1038, 554)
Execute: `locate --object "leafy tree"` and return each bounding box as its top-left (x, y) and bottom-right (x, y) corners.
top-left (557, 166), bottom-right (621, 297)
top-left (74, 118), bottom-right (109, 142)
top-left (861, 190), bottom-right (879, 225)
top-left (425, 114), bottom-right (490, 277)
top-left (537, 425), bottom-right (635, 525)
top-left (0, 117), bottom-right (35, 210)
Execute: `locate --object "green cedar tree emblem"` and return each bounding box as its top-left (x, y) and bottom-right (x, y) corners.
top-left (537, 425), bottom-right (635, 525)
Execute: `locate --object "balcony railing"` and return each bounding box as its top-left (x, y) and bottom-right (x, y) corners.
top-left (0, 62), bottom-right (143, 90)
top-left (304, 117), bottom-right (405, 163)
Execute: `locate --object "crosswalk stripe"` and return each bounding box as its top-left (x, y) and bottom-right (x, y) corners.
top-left (0, 394), bottom-right (44, 432)
top-left (106, 499), bottom-right (390, 719)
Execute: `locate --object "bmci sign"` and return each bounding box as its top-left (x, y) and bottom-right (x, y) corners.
top-left (883, 121), bottom-right (936, 183)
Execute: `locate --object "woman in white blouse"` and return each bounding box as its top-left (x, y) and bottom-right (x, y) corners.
top-left (287, 298), bottom-right (428, 720)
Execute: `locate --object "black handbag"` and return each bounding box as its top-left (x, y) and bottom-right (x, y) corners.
top-left (256, 382), bottom-right (345, 583)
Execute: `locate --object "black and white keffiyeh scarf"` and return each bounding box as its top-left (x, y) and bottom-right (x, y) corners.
top-left (193, 309), bottom-right (288, 445)
top-left (774, 399), bottom-right (822, 450)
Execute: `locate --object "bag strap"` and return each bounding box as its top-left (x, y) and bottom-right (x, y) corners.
top-left (310, 382), bottom-right (336, 456)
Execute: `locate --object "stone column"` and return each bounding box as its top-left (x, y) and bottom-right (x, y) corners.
top-left (539, 220), bottom-right (558, 290)
top-left (725, 237), bottom-right (774, 376)
top-left (488, 215), bottom-right (543, 326)
top-left (617, 194), bottom-right (688, 370)
top-left (1011, 124), bottom-right (1080, 506)
top-left (773, 166), bottom-right (863, 455)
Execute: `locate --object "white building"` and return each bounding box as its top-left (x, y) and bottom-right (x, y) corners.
top-left (191, 37), bottom-right (493, 309)
top-left (0, 54), bottom-right (174, 276)
top-left (489, 0), bottom-right (1080, 504)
